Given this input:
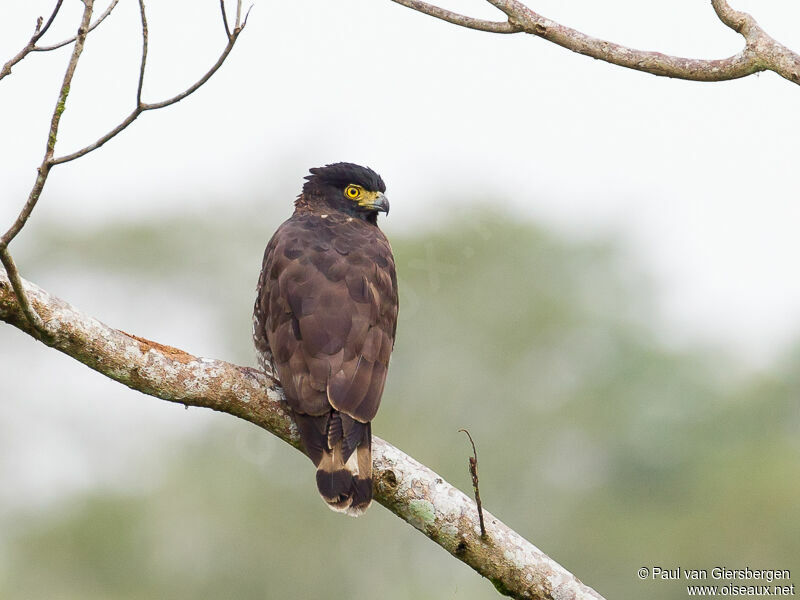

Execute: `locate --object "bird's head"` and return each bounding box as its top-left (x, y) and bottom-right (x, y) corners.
top-left (300, 162), bottom-right (389, 223)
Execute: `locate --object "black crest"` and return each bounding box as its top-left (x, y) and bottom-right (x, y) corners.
top-left (304, 163), bottom-right (386, 194)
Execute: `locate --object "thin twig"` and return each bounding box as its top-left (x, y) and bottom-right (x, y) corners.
top-left (51, 7), bottom-right (247, 166)
top-left (2, 1), bottom-right (119, 82)
top-left (391, 0), bottom-right (518, 33)
top-left (0, 0), bottom-right (64, 81)
top-left (392, 0), bottom-right (800, 85)
top-left (33, 0), bottom-right (65, 44)
top-left (142, 38), bottom-right (240, 110)
top-left (3, 0), bottom-right (247, 336)
top-left (241, 4), bottom-right (254, 30)
top-left (0, 1), bottom-right (95, 335)
top-left (1, 2), bottom-right (94, 249)
top-left (459, 428), bottom-right (487, 538)
top-left (136, 0), bottom-right (148, 106)
top-left (51, 110), bottom-right (141, 166)
top-left (35, 0), bottom-right (121, 52)
top-left (0, 251), bottom-right (46, 339)
top-left (220, 0), bottom-right (232, 39)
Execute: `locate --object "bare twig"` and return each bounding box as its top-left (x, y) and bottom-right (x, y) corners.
top-left (391, 0), bottom-right (518, 33)
top-left (34, 0), bottom-right (121, 52)
top-left (241, 5), bottom-right (254, 30)
top-left (235, 0), bottom-right (243, 29)
top-left (2, 0), bottom-right (94, 245)
top-left (1, 0), bottom-right (120, 82)
top-left (51, 1), bottom-right (248, 165)
top-left (34, 0), bottom-right (66, 44)
top-left (220, 0), bottom-right (248, 40)
top-left (136, 0), bottom-right (148, 106)
top-left (459, 429), bottom-right (487, 538)
top-left (0, 0), bottom-right (94, 336)
top-left (3, 1), bottom-right (246, 336)
top-left (391, 0), bottom-right (800, 85)
top-left (0, 0), bottom-right (64, 81)
top-left (0, 271), bottom-right (606, 600)
top-left (220, 0), bottom-right (232, 39)
top-left (0, 251), bottom-right (46, 338)
top-left (140, 34), bottom-right (242, 111)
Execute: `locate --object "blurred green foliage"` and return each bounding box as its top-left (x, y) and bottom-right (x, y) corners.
top-left (2, 210), bottom-right (798, 599)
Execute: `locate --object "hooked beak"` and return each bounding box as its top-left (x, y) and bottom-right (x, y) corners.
top-left (370, 192), bottom-right (390, 215)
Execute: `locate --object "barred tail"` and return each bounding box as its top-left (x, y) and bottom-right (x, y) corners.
top-left (316, 439), bottom-right (372, 516)
top-left (295, 412), bottom-right (372, 516)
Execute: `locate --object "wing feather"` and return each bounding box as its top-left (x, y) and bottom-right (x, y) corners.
top-left (254, 212), bottom-right (397, 449)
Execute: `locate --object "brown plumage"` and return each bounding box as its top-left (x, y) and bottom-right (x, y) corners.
top-left (253, 163), bottom-right (398, 516)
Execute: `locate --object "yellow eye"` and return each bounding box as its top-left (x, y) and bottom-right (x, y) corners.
top-left (344, 185), bottom-right (361, 200)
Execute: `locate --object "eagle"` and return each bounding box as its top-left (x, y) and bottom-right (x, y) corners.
top-left (253, 163), bottom-right (398, 516)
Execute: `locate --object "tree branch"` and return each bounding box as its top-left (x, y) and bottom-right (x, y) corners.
top-left (391, 0), bottom-right (800, 85)
top-left (0, 0), bottom-right (64, 81)
top-left (2, 0), bottom-right (93, 244)
top-left (0, 251), bottom-right (46, 338)
top-left (0, 0), bottom-right (94, 338)
top-left (2, 1), bottom-right (246, 337)
top-left (0, 270), bottom-right (606, 600)
top-left (136, 0), bottom-right (149, 106)
top-left (0, 0), bottom-right (120, 82)
top-left (220, 0), bottom-right (232, 40)
top-left (34, 0), bottom-right (65, 45)
top-left (390, 0), bottom-right (519, 33)
top-left (51, 0), bottom-right (247, 166)
top-left (34, 0), bottom-right (121, 52)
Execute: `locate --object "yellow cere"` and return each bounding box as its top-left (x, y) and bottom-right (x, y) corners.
top-left (358, 191), bottom-right (381, 207)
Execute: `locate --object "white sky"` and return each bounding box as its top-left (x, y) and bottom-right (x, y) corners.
top-left (3, 0), bottom-right (800, 366)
